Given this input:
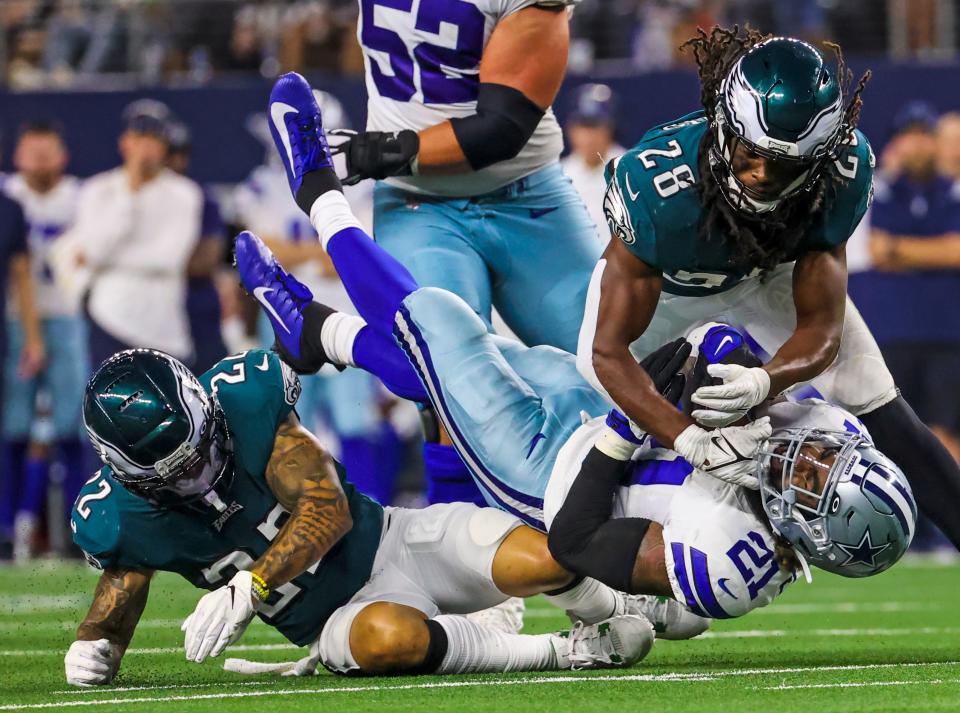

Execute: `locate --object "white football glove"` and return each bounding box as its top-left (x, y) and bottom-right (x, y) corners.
top-left (182, 570), bottom-right (259, 663)
top-left (690, 364), bottom-right (772, 427)
top-left (64, 638), bottom-right (123, 687)
top-left (673, 417), bottom-right (772, 489)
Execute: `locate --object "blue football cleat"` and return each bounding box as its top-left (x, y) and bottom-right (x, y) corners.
top-left (268, 72), bottom-right (335, 208)
top-left (235, 231), bottom-right (336, 374)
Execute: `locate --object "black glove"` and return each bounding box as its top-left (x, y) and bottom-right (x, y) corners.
top-left (638, 337), bottom-right (691, 404)
top-left (330, 129), bottom-right (420, 185)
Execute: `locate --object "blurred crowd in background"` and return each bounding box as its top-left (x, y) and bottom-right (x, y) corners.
top-left (2, 0), bottom-right (959, 89)
top-left (1, 0), bottom-right (960, 563)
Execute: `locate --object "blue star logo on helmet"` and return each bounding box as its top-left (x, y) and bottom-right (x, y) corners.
top-left (836, 530), bottom-right (891, 568)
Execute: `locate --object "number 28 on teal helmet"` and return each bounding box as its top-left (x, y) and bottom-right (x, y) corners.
top-left (83, 349), bottom-right (232, 507)
top-left (711, 37), bottom-right (850, 215)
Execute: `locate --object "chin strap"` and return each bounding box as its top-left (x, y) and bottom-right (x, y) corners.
top-left (794, 549), bottom-right (814, 584)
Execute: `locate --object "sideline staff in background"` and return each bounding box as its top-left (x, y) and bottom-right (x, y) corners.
top-left (54, 100), bottom-right (201, 368)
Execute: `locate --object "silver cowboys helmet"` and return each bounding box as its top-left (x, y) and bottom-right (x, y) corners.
top-left (711, 37), bottom-right (850, 216)
top-left (758, 427), bottom-right (915, 577)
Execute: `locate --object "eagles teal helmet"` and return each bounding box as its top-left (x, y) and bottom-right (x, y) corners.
top-left (83, 349), bottom-right (231, 507)
top-left (758, 428), bottom-right (915, 578)
top-left (711, 37), bottom-right (848, 216)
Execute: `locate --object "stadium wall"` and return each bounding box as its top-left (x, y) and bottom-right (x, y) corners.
top-left (0, 61), bottom-right (958, 184)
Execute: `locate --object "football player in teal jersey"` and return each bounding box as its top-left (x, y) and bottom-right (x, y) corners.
top-left (577, 27), bottom-right (960, 550)
top-left (64, 348), bottom-right (654, 687)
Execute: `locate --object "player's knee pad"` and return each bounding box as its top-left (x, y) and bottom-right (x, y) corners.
top-left (317, 602), bottom-right (366, 675)
top-left (401, 287), bottom-right (489, 345)
top-left (456, 505), bottom-right (523, 578)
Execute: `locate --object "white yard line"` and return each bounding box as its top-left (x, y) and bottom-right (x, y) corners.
top-left (700, 626), bottom-right (960, 639)
top-left (761, 679), bottom-right (955, 691)
top-left (22, 661), bottom-right (958, 706)
top-left (0, 595), bottom-right (88, 614)
top-left (0, 676), bottom-right (717, 710)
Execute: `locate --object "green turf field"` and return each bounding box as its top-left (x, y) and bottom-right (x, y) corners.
top-left (0, 559), bottom-right (957, 712)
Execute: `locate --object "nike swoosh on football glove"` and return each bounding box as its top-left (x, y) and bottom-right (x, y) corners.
top-left (672, 417), bottom-right (772, 489)
top-left (182, 570), bottom-right (259, 663)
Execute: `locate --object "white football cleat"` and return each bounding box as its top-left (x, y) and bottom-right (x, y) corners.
top-left (552, 614), bottom-right (654, 670)
top-left (466, 597), bottom-right (525, 634)
top-left (618, 594), bottom-right (710, 640)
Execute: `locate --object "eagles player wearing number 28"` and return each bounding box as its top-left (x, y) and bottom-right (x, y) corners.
top-left (579, 27), bottom-right (960, 550)
top-left (63, 348), bottom-right (654, 687)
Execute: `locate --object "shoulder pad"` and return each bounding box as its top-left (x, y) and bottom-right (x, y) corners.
top-left (606, 119), bottom-right (705, 268)
top-left (71, 468), bottom-right (122, 570)
top-left (204, 350), bottom-right (300, 435)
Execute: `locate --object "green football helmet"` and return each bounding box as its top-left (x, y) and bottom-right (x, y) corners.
top-left (711, 37), bottom-right (848, 216)
top-left (83, 349), bottom-right (231, 507)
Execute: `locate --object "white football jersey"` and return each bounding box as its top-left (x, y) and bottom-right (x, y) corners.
top-left (359, 0), bottom-right (579, 197)
top-left (4, 174), bottom-right (81, 317)
top-left (544, 398), bottom-right (867, 619)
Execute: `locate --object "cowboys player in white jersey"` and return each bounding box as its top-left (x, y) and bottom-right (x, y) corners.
top-left (545, 326), bottom-right (916, 618)
top-left (321, 0), bottom-right (601, 513)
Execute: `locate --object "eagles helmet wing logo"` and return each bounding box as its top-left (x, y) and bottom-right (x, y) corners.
top-left (604, 166), bottom-right (636, 246)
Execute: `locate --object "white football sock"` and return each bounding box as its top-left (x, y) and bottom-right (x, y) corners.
top-left (433, 615), bottom-right (558, 674)
top-left (543, 578), bottom-right (619, 624)
top-left (309, 190), bottom-right (366, 251)
top-left (320, 312), bottom-right (365, 367)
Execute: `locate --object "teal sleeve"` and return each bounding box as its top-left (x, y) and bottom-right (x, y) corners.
top-left (819, 129), bottom-right (876, 249)
top-left (70, 468), bottom-right (122, 571)
top-left (204, 350), bottom-right (301, 432)
top-left (604, 154), bottom-right (660, 268)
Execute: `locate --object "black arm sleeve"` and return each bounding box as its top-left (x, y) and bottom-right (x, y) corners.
top-left (450, 83), bottom-right (545, 170)
top-left (547, 448), bottom-right (651, 593)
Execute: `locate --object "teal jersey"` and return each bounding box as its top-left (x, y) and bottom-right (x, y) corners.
top-left (71, 349), bottom-right (384, 647)
top-left (604, 111), bottom-right (875, 296)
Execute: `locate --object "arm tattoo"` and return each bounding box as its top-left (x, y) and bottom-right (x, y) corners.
top-left (254, 417), bottom-right (353, 589)
top-left (76, 568), bottom-right (153, 650)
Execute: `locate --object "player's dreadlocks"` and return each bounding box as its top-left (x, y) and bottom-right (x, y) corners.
top-left (682, 26), bottom-right (871, 273)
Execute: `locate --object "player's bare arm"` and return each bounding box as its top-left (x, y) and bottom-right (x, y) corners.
top-left (336, 5), bottom-right (569, 183)
top-left (252, 413), bottom-right (354, 589)
top-left (417, 5), bottom-right (569, 173)
top-left (590, 238), bottom-right (693, 446)
top-left (182, 410), bottom-right (354, 664)
top-left (77, 568), bottom-right (153, 649)
top-left (761, 245), bottom-right (847, 396)
top-left (66, 568), bottom-right (153, 686)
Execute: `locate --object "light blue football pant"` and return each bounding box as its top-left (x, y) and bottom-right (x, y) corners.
top-left (374, 163), bottom-right (602, 353)
top-left (4, 316), bottom-right (88, 440)
top-left (394, 287), bottom-right (611, 530)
